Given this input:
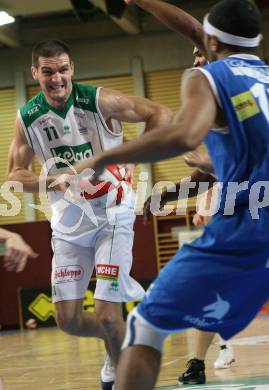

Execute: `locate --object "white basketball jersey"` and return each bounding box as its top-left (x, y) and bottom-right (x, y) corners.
top-left (19, 82), bottom-right (133, 241)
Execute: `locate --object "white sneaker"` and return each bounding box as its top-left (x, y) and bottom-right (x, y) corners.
top-left (100, 353), bottom-right (115, 390)
top-left (214, 344), bottom-right (235, 369)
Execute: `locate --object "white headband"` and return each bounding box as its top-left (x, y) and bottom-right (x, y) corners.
top-left (203, 14), bottom-right (262, 47)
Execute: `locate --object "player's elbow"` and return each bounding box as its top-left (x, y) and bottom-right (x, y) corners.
top-left (6, 169), bottom-right (13, 181)
top-left (172, 131), bottom-right (201, 152)
top-left (159, 106), bottom-right (174, 123)
top-left (6, 172), bottom-right (15, 182)
top-left (150, 105), bottom-right (174, 127)
top-left (185, 135), bottom-right (200, 151)
top-left (6, 168), bottom-right (20, 182)
top-left (173, 117), bottom-right (208, 151)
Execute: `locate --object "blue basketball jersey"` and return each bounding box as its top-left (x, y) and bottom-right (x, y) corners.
top-left (200, 54), bottom-right (269, 210)
top-left (132, 55), bottom-right (269, 340)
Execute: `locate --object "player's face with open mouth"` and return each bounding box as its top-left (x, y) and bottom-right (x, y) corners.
top-left (32, 53), bottom-right (74, 107)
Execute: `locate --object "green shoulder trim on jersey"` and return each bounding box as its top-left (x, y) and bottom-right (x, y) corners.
top-left (20, 92), bottom-right (50, 129)
top-left (21, 86), bottom-right (75, 123)
top-left (73, 82), bottom-right (98, 113)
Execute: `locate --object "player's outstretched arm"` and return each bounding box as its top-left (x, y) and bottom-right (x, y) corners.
top-left (0, 228), bottom-right (38, 272)
top-left (98, 89), bottom-right (173, 183)
top-left (124, 0), bottom-right (205, 54)
top-left (98, 88), bottom-right (174, 132)
top-left (72, 71), bottom-right (217, 176)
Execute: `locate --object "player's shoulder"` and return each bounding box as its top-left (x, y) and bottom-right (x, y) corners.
top-left (202, 57), bottom-right (233, 74)
top-left (19, 91), bottom-right (47, 128)
top-left (72, 82), bottom-right (99, 113)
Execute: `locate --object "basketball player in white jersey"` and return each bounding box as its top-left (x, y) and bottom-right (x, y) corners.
top-left (7, 40), bottom-right (173, 390)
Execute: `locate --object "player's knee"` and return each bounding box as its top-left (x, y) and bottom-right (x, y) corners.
top-left (96, 306), bottom-right (124, 335)
top-left (122, 308), bottom-right (168, 353)
top-left (56, 311), bottom-right (81, 335)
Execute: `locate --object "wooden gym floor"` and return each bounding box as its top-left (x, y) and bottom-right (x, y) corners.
top-left (0, 313), bottom-right (268, 390)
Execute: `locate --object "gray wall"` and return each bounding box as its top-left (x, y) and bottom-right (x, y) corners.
top-left (0, 4), bottom-right (268, 88)
top-left (0, 31), bottom-right (196, 88)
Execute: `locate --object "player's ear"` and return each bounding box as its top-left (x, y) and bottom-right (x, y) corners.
top-left (208, 35), bottom-right (219, 54)
top-left (209, 36), bottom-right (218, 54)
top-left (31, 66), bottom-right (38, 81)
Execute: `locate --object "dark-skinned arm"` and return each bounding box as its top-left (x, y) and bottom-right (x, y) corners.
top-left (124, 0), bottom-right (205, 54)
top-left (72, 71), bottom-right (217, 175)
top-left (161, 170), bottom-right (216, 203)
top-left (142, 170), bottom-right (216, 223)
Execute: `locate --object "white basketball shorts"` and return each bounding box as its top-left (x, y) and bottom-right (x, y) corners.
top-left (51, 209), bottom-right (145, 303)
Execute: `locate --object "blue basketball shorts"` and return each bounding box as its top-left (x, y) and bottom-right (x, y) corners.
top-left (137, 209), bottom-right (269, 339)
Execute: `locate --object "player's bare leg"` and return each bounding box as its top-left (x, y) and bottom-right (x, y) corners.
top-left (95, 300), bottom-right (126, 390)
top-left (56, 299), bottom-right (125, 389)
top-left (0, 377), bottom-right (5, 390)
top-left (95, 300), bottom-right (126, 365)
top-left (196, 330), bottom-right (215, 360)
top-left (115, 345), bottom-right (161, 390)
top-left (55, 300), bottom-right (126, 361)
top-left (55, 299), bottom-right (105, 338)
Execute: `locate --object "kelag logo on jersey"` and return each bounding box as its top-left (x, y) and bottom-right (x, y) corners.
top-left (50, 143), bottom-right (93, 168)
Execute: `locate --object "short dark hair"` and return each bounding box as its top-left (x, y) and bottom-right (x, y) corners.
top-left (32, 40), bottom-right (72, 67)
top-left (208, 0), bottom-right (262, 39)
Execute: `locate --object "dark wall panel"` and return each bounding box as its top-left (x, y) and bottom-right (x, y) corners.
top-left (0, 221), bottom-right (52, 327)
top-left (132, 216), bottom-right (158, 280)
top-left (0, 216), bottom-right (157, 327)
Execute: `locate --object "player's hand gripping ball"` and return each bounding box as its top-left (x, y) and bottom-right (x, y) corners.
top-left (80, 164), bottom-right (131, 208)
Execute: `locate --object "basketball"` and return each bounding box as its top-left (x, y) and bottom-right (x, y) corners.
top-left (80, 164), bottom-right (131, 208)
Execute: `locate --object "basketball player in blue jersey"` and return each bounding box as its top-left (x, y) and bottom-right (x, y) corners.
top-left (72, 0), bottom-right (269, 389)
top-left (143, 151), bottom-right (235, 384)
top-left (7, 40), bottom-right (173, 390)
top-left (125, 0), bottom-right (235, 382)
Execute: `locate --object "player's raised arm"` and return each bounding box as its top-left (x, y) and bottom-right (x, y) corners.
top-left (125, 0), bottom-right (205, 54)
top-left (98, 88), bottom-right (174, 132)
